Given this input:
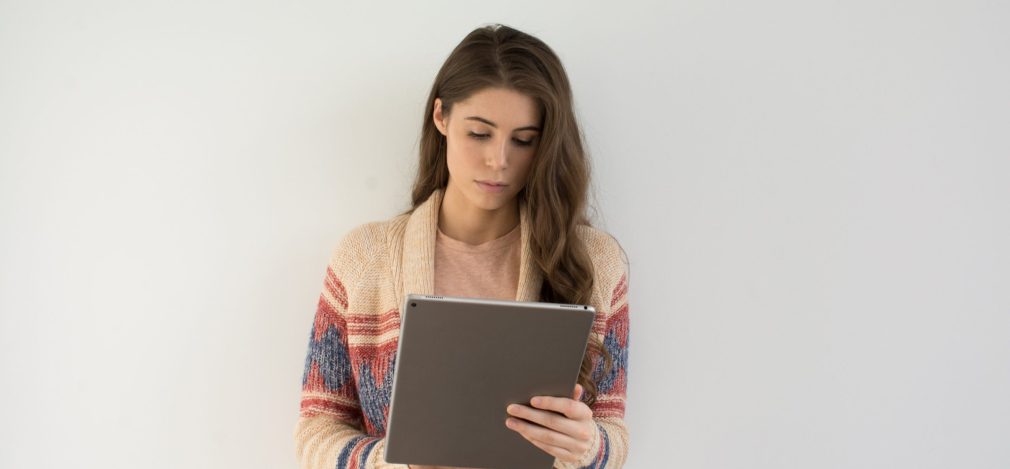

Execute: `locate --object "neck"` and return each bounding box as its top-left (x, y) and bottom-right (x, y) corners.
top-left (438, 184), bottom-right (520, 245)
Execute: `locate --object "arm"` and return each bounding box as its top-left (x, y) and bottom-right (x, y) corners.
top-left (558, 267), bottom-right (631, 469)
top-left (294, 235), bottom-right (407, 469)
top-left (508, 262), bottom-right (631, 469)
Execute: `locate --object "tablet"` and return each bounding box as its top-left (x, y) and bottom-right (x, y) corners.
top-left (383, 293), bottom-right (596, 469)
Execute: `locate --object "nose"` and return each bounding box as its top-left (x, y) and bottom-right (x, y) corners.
top-left (486, 139), bottom-right (509, 170)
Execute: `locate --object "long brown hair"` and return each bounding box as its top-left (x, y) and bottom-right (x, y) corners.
top-left (405, 24), bottom-right (612, 406)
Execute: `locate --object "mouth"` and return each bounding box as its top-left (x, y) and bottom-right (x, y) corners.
top-left (476, 180), bottom-right (508, 193)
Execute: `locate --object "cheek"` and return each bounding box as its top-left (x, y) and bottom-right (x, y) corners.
top-left (458, 137), bottom-right (485, 155)
top-left (515, 150), bottom-right (536, 173)
top-left (444, 141), bottom-right (476, 176)
top-left (449, 139), bottom-right (487, 165)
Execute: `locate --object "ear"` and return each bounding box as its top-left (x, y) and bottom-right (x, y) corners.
top-left (432, 98), bottom-right (447, 136)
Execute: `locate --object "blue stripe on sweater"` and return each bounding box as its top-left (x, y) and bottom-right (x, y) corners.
top-left (578, 423), bottom-right (610, 469)
top-left (358, 438), bottom-right (380, 467)
top-left (302, 323), bottom-right (353, 392)
top-left (595, 326), bottom-right (628, 394)
top-left (356, 358), bottom-right (395, 435)
top-left (598, 424), bottom-right (611, 467)
top-left (336, 435), bottom-right (367, 468)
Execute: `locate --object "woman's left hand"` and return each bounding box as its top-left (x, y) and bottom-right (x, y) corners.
top-left (504, 383), bottom-right (597, 464)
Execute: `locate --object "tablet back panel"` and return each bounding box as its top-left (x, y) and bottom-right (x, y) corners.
top-left (384, 294), bottom-right (595, 469)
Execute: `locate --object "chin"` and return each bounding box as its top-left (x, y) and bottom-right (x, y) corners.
top-left (467, 190), bottom-right (514, 212)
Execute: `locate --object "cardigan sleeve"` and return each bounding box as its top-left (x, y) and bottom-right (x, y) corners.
top-left (293, 230), bottom-right (408, 469)
top-left (556, 237), bottom-right (631, 469)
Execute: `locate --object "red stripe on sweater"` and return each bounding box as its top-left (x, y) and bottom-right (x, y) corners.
top-left (349, 436), bottom-right (380, 469)
top-left (587, 432), bottom-right (606, 466)
top-left (348, 340), bottom-right (400, 357)
top-left (609, 303), bottom-right (629, 348)
top-left (592, 399), bottom-right (626, 418)
top-left (302, 361), bottom-right (326, 392)
top-left (313, 295), bottom-right (344, 341)
top-left (345, 309), bottom-right (400, 324)
top-left (345, 309), bottom-right (400, 337)
top-left (299, 397), bottom-right (361, 418)
top-left (611, 273), bottom-right (628, 309)
top-left (346, 324), bottom-right (401, 336)
top-left (325, 267), bottom-right (349, 310)
top-left (348, 439), bottom-right (364, 469)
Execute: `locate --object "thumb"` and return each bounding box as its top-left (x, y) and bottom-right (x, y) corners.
top-left (573, 383), bottom-right (584, 401)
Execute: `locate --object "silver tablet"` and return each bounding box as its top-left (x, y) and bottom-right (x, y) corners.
top-left (383, 293), bottom-right (596, 469)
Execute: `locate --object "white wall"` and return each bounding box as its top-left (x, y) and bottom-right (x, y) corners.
top-left (2, 1), bottom-right (1008, 468)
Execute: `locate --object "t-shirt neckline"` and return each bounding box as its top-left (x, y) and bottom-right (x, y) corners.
top-left (436, 223), bottom-right (521, 253)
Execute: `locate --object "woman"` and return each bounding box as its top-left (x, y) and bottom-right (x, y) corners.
top-left (295, 23), bottom-right (630, 469)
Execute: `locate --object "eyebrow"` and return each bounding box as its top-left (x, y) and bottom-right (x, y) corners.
top-left (464, 116), bottom-right (541, 132)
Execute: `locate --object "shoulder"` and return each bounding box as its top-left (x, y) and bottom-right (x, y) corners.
top-left (575, 224), bottom-right (631, 307)
top-left (327, 213), bottom-right (409, 276)
top-left (575, 224), bottom-right (629, 279)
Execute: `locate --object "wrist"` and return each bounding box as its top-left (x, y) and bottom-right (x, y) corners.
top-left (577, 422), bottom-right (602, 466)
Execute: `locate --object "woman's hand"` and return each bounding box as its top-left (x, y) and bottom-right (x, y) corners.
top-left (504, 383), bottom-right (597, 464)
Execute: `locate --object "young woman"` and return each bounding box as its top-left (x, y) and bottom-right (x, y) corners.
top-left (295, 24), bottom-right (630, 469)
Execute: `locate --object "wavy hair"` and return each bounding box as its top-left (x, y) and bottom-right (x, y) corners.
top-left (405, 23), bottom-right (613, 406)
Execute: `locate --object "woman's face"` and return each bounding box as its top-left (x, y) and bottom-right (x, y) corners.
top-left (433, 87), bottom-right (541, 212)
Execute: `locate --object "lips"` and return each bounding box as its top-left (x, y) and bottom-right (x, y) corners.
top-left (477, 180), bottom-right (507, 186)
top-left (476, 180), bottom-right (507, 193)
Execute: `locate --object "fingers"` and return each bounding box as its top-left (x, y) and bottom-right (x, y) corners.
top-left (507, 403), bottom-right (586, 439)
top-left (525, 434), bottom-right (579, 462)
top-left (505, 415), bottom-right (587, 459)
top-left (529, 394), bottom-right (593, 420)
top-left (503, 388), bottom-right (596, 463)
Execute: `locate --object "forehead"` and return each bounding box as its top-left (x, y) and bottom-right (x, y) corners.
top-left (453, 87), bottom-right (541, 128)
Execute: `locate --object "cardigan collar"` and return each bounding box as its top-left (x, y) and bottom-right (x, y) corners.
top-left (399, 187), bottom-right (542, 302)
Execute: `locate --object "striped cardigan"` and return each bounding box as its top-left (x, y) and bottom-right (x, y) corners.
top-left (294, 188), bottom-right (630, 468)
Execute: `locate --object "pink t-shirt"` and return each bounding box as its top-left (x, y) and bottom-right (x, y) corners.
top-left (433, 222), bottom-right (521, 301)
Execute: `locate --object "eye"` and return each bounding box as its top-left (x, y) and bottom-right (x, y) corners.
top-left (467, 132), bottom-right (535, 147)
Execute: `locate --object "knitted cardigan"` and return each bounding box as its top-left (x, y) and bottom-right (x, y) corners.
top-left (294, 188), bottom-right (630, 469)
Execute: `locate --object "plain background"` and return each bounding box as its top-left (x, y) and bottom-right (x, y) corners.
top-left (1, 1), bottom-right (1008, 468)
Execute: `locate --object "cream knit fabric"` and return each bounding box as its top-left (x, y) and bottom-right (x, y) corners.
top-left (294, 188), bottom-right (630, 469)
